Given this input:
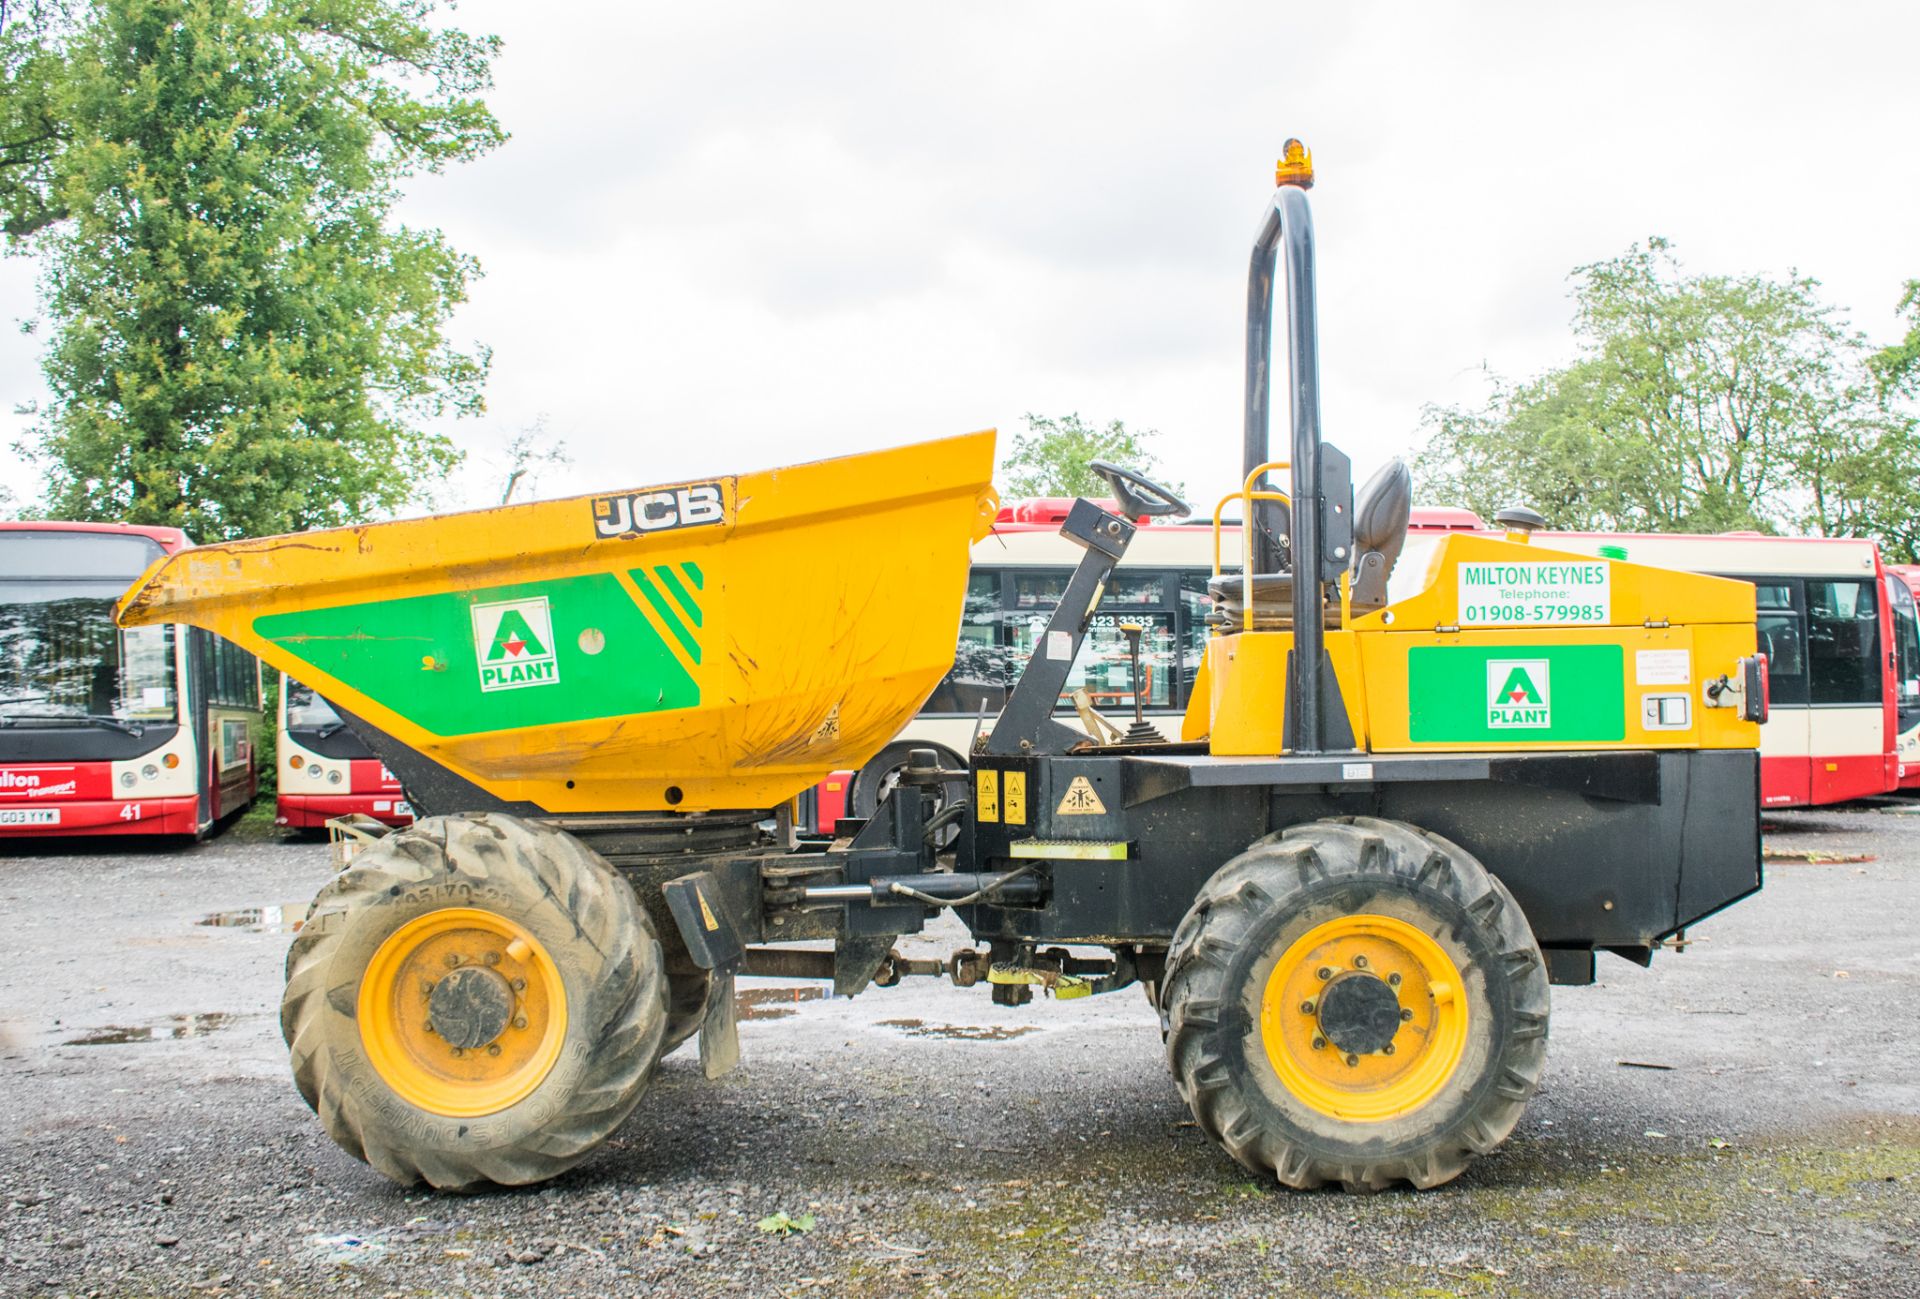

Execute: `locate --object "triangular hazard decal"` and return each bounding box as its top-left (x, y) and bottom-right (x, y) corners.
top-left (1056, 775), bottom-right (1107, 816)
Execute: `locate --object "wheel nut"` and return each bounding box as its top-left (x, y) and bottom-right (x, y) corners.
top-left (1299, 1000), bottom-right (1315, 1014)
top-left (1353, 954), bottom-right (1368, 969)
top-left (1316, 966), bottom-right (1332, 980)
top-left (487, 1044), bottom-right (501, 1057)
top-left (1345, 1054), bottom-right (1359, 1067)
top-left (1311, 1036), bottom-right (1326, 1051)
top-left (1387, 973), bottom-right (1401, 987)
top-left (422, 981), bottom-right (435, 997)
top-left (423, 1021), bottom-right (436, 1036)
top-left (512, 977), bottom-right (526, 992)
top-left (1400, 1008), bottom-right (1414, 1022)
top-left (1383, 1044), bottom-right (1395, 1056)
top-left (513, 1016), bottom-right (528, 1031)
top-left (444, 953), bottom-right (461, 968)
top-left (483, 951), bottom-right (501, 967)
top-left (450, 1046), bottom-right (463, 1058)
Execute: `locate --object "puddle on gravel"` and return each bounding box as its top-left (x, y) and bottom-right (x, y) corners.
top-left (877, 1018), bottom-right (1039, 1042)
top-left (197, 904), bottom-right (305, 934)
top-left (736, 987), bottom-right (828, 1021)
top-left (62, 1012), bottom-right (243, 1046)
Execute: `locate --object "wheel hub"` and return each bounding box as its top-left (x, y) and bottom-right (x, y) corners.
top-left (1315, 972), bottom-right (1402, 1057)
top-left (357, 907), bottom-right (569, 1118)
top-left (1258, 913), bottom-right (1470, 1122)
top-left (429, 965), bottom-right (515, 1049)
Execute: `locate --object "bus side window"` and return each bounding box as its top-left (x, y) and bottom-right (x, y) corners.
top-left (923, 570), bottom-right (1016, 715)
top-left (1889, 580), bottom-right (1920, 712)
top-left (1178, 574), bottom-right (1214, 708)
top-left (1805, 579), bottom-right (1879, 705)
top-left (207, 636), bottom-right (261, 709)
top-left (1753, 580), bottom-right (1808, 706)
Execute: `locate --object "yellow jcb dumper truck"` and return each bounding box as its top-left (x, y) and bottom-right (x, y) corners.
top-left (118, 142), bottom-right (1767, 1192)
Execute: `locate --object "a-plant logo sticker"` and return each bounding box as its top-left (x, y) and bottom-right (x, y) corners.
top-left (472, 597), bottom-right (561, 692)
top-left (1487, 659), bottom-right (1551, 728)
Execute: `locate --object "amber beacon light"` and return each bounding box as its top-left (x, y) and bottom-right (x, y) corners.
top-left (1275, 137), bottom-right (1314, 189)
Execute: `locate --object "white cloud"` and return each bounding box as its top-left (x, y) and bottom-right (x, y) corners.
top-left (3, 0), bottom-right (1915, 519)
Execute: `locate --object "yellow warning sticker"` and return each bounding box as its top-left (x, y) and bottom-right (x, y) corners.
top-left (697, 890), bottom-right (720, 931)
top-left (1004, 771), bottom-right (1027, 824)
top-left (976, 769), bottom-right (1000, 823)
top-left (1056, 775), bottom-right (1106, 816)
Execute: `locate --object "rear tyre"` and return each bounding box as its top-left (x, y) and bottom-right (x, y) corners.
top-left (283, 813), bottom-right (668, 1190)
top-left (1164, 816), bottom-right (1549, 1191)
top-left (659, 967), bottom-right (710, 1060)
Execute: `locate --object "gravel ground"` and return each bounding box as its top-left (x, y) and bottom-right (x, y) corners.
top-left (1, 807), bottom-right (1917, 1298)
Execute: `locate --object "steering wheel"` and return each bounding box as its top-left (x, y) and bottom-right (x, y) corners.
top-left (1088, 460), bottom-right (1190, 520)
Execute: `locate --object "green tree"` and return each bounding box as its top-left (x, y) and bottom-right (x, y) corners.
top-left (0, 0), bottom-right (503, 541)
top-left (999, 412), bottom-right (1180, 498)
top-left (1871, 280), bottom-right (1920, 396)
top-left (1417, 240), bottom-right (1920, 561)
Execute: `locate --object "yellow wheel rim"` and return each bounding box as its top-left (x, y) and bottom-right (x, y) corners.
top-left (357, 907), bottom-right (568, 1118)
top-left (1258, 913), bottom-right (1468, 1122)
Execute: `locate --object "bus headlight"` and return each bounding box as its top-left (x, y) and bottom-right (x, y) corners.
top-left (327, 769), bottom-right (343, 785)
top-left (142, 764), bottom-right (159, 780)
top-left (119, 771), bottom-right (136, 789)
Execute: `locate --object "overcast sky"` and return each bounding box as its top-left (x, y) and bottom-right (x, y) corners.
top-left (3, 0), bottom-right (1916, 517)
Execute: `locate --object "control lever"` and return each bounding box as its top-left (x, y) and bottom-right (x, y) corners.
top-left (1119, 623), bottom-right (1162, 744)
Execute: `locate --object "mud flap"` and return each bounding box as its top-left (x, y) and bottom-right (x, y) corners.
top-left (698, 968), bottom-right (740, 1080)
top-left (663, 871), bottom-right (745, 971)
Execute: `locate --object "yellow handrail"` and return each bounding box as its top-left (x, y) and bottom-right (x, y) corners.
top-left (1212, 462), bottom-right (1292, 629)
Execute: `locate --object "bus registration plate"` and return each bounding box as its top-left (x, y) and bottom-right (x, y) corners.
top-left (0, 808), bottom-right (59, 826)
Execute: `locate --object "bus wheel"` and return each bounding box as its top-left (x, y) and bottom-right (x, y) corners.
top-left (283, 814), bottom-right (667, 1190)
top-left (1163, 816), bottom-right (1549, 1191)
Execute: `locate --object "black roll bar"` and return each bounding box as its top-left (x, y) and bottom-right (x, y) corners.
top-left (1243, 167), bottom-right (1328, 754)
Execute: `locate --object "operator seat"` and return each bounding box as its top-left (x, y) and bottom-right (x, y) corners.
top-left (1207, 458), bottom-right (1413, 631)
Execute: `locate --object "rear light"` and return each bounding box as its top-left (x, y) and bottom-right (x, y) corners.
top-left (327, 769), bottom-right (343, 785)
top-left (1744, 653), bottom-right (1769, 724)
top-left (141, 764), bottom-right (158, 780)
top-left (119, 771), bottom-right (136, 789)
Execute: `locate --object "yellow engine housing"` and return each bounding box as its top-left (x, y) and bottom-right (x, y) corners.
top-left (1192, 533), bottom-right (1762, 756)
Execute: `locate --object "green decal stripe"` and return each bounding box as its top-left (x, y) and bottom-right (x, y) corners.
top-left (1407, 643), bottom-right (1625, 743)
top-left (655, 565), bottom-right (703, 628)
top-left (631, 569), bottom-right (702, 665)
top-left (253, 573), bottom-right (699, 738)
top-left (682, 561), bottom-right (704, 590)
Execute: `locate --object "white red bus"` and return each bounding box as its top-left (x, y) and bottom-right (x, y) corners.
top-left (0, 522), bottom-right (260, 838)
top-left (1886, 564), bottom-right (1920, 789)
top-left (276, 672), bottom-right (415, 830)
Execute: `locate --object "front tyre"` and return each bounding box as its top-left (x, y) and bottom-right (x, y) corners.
top-left (283, 814), bottom-right (668, 1190)
top-left (1163, 816), bottom-right (1549, 1191)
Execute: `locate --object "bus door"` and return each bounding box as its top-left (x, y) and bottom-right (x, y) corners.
top-left (1804, 575), bottom-right (1890, 802)
top-left (1751, 578), bottom-right (1811, 807)
top-left (1886, 574), bottom-right (1920, 786)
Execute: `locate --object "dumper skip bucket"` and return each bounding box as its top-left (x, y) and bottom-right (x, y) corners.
top-left (117, 431), bottom-right (999, 813)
